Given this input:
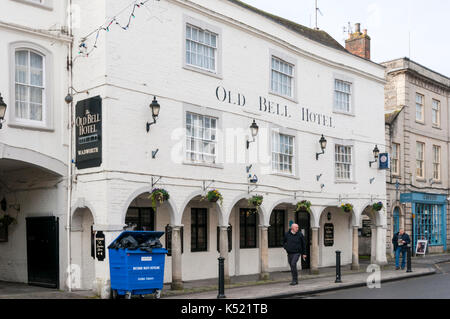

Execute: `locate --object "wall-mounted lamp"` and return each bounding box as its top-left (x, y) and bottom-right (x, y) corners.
top-left (146, 96), bottom-right (161, 132)
top-left (369, 145), bottom-right (380, 167)
top-left (370, 177), bottom-right (375, 184)
top-left (316, 174), bottom-right (323, 181)
top-left (246, 119), bottom-right (259, 149)
top-left (316, 135), bottom-right (327, 160)
top-left (0, 93), bottom-right (8, 129)
top-left (249, 174), bottom-right (258, 183)
top-left (246, 165), bottom-right (252, 173)
top-left (152, 149), bottom-right (159, 159)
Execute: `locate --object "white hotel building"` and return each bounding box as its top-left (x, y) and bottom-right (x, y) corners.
top-left (0, 0), bottom-right (387, 298)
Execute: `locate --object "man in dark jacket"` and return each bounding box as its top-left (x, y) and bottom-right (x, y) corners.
top-left (283, 223), bottom-right (307, 285)
top-left (392, 228), bottom-right (411, 270)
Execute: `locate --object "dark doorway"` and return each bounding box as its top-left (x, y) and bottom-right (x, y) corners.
top-left (26, 217), bottom-right (59, 289)
top-left (296, 211), bottom-right (311, 269)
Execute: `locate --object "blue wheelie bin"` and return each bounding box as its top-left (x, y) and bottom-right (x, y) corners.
top-left (108, 231), bottom-right (168, 299)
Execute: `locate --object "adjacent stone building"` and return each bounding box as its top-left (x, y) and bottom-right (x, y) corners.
top-left (384, 58), bottom-right (450, 256)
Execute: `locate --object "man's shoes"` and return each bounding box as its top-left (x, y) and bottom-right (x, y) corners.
top-left (289, 281), bottom-right (298, 285)
top-left (395, 267), bottom-right (400, 270)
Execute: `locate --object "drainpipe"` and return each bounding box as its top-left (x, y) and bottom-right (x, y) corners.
top-left (66, 0), bottom-right (74, 292)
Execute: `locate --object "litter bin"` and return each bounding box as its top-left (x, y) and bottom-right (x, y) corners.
top-left (108, 231), bottom-right (168, 299)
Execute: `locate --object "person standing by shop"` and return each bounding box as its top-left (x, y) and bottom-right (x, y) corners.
top-left (392, 228), bottom-right (411, 270)
top-left (283, 223), bottom-right (307, 285)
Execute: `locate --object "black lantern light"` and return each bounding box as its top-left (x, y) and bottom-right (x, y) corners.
top-left (0, 93), bottom-right (7, 129)
top-left (369, 145), bottom-right (380, 167)
top-left (246, 119), bottom-right (259, 149)
top-left (146, 96), bottom-right (161, 132)
top-left (316, 135), bottom-right (327, 160)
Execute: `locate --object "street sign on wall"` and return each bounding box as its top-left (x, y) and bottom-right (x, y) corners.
top-left (378, 153), bottom-right (389, 170)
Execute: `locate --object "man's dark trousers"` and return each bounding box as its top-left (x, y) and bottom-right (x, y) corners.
top-left (288, 253), bottom-right (301, 282)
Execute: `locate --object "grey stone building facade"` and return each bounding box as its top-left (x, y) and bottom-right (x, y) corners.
top-left (384, 58), bottom-right (450, 256)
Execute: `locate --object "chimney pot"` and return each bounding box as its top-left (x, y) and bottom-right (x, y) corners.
top-left (355, 23), bottom-right (361, 33)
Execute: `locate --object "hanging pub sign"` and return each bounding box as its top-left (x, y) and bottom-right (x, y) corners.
top-left (324, 223), bottom-right (334, 247)
top-left (75, 96), bottom-right (102, 169)
top-left (95, 231), bottom-right (106, 261)
top-left (378, 153), bottom-right (389, 170)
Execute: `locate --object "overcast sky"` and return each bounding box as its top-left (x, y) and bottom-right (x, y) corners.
top-left (242, 0), bottom-right (450, 77)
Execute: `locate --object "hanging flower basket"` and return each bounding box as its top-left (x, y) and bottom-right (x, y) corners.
top-left (0, 215), bottom-right (16, 227)
top-left (205, 189), bottom-right (223, 206)
top-left (372, 201), bottom-right (383, 211)
top-left (248, 195), bottom-right (263, 207)
top-left (341, 203), bottom-right (353, 213)
top-left (149, 188), bottom-right (170, 209)
top-left (295, 200), bottom-right (311, 213)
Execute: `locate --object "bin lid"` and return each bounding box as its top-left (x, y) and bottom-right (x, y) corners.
top-left (108, 231), bottom-right (165, 249)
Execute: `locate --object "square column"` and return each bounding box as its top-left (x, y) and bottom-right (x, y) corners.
top-left (259, 226), bottom-right (270, 281)
top-left (170, 225), bottom-right (183, 290)
top-left (310, 227), bottom-right (320, 274)
top-left (351, 226), bottom-right (360, 270)
top-left (218, 226), bottom-right (230, 284)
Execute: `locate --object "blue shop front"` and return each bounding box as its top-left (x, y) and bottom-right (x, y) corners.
top-left (400, 192), bottom-right (447, 253)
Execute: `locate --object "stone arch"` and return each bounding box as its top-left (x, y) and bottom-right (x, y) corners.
top-left (121, 186), bottom-right (178, 226)
top-left (179, 189), bottom-right (226, 226)
top-left (226, 193), bottom-right (266, 226)
top-left (266, 198), bottom-right (317, 228)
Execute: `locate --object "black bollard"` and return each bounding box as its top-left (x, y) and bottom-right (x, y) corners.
top-left (217, 257), bottom-right (226, 299)
top-left (335, 250), bottom-right (342, 283)
top-left (406, 245), bottom-right (412, 273)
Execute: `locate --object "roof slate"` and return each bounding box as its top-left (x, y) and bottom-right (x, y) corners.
top-left (226, 0), bottom-right (347, 52)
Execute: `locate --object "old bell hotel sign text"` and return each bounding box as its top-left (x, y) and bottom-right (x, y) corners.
top-left (75, 96), bottom-right (102, 169)
top-left (215, 85), bottom-right (334, 128)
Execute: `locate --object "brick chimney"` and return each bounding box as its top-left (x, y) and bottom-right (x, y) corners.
top-left (345, 23), bottom-right (371, 60)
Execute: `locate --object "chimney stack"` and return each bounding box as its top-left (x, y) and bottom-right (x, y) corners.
top-left (345, 23), bottom-right (371, 60)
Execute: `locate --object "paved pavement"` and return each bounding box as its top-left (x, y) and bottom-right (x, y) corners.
top-left (0, 254), bottom-right (448, 299)
top-left (293, 262), bottom-right (450, 299)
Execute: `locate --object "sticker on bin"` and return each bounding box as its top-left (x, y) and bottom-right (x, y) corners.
top-left (138, 277), bottom-right (155, 281)
top-left (141, 256), bottom-right (152, 261)
top-left (133, 266), bottom-right (161, 270)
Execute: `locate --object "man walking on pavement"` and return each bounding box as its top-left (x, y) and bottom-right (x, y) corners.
top-left (283, 223), bottom-right (307, 285)
top-left (392, 228), bottom-right (411, 270)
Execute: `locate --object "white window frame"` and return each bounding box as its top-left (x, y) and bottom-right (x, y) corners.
top-left (432, 99), bottom-right (441, 127)
top-left (391, 142), bottom-right (400, 176)
top-left (432, 145), bottom-right (441, 181)
top-left (268, 49), bottom-right (297, 102)
top-left (415, 93), bottom-right (425, 123)
top-left (182, 15), bottom-right (222, 79)
top-left (271, 131), bottom-right (295, 176)
top-left (182, 103), bottom-right (223, 169)
top-left (9, 42), bottom-right (53, 131)
top-left (334, 141), bottom-right (354, 182)
top-left (416, 141), bottom-right (425, 179)
top-left (333, 73), bottom-right (355, 116)
top-left (11, 0), bottom-right (53, 10)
